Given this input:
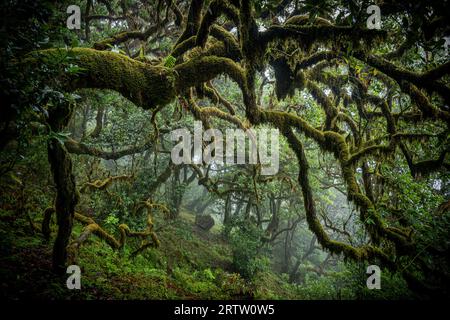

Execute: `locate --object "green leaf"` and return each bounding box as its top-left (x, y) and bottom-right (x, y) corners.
top-left (164, 55), bottom-right (177, 68)
top-left (66, 64), bottom-right (86, 75)
top-left (48, 130), bottom-right (71, 144)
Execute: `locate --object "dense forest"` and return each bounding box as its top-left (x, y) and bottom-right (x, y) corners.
top-left (0, 0), bottom-right (449, 300)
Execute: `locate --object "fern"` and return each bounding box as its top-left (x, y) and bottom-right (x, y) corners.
top-left (164, 55), bottom-right (176, 68)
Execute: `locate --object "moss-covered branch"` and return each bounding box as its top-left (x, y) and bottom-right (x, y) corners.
top-left (259, 25), bottom-right (386, 50)
top-left (30, 48), bottom-right (177, 110)
top-left (64, 131), bottom-right (165, 160)
top-left (175, 0), bottom-right (205, 46)
top-left (30, 48), bottom-right (248, 113)
top-left (258, 109), bottom-right (413, 251)
top-left (281, 126), bottom-right (394, 266)
top-left (93, 26), bottom-right (159, 51)
top-left (175, 55), bottom-right (246, 92)
top-left (80, 175), bottom-right (134, 193)
top-left (42, 208), bottom-right (160, 261)
top-left (356, 53), bottom-right (450, 105)
top-left (203, 82), bottom-right (236, 115)
top-left (195, 0), bottom-right (239, 48)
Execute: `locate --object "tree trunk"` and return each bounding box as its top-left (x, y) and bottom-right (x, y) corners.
top-left (90, 105), bottom-right (105, 138)
top-left (223, 193), bottom-right (232, 238)
top-left (47, 138), bottom-right (79, 274)
top-left (47, 104), bottom-right (79, 274)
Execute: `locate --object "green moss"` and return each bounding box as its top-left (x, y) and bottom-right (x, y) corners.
top-left (171, 36), bottom-right (197, 58)
top-left (257, 109), bottom-right (414, 269)
top-left (260, 110), bottom-right (325, 143)
top-left (93, 31), bottom-right (147, 50)
top-left (175, 55), bottom-right (245, 92)
top-left (47, 136), bottom-right (78, 273)
top-left (307, 81), bottom-right (338, 130)
top-left (174, 0), bottom-right (204, 46)
top-left (270, 57), bottom-right (296, 99)
top-left (34, 48), bottom-right (177, 110)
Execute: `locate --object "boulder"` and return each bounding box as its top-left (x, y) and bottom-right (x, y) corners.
top-left (195, 214), bottom-right (215, 231)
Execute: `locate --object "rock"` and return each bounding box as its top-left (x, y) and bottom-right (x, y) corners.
top-left (195, 214), bottom-right (215, 231)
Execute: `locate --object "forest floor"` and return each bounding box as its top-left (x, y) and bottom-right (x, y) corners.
top-left (0, 209), bottom-right (297, 300)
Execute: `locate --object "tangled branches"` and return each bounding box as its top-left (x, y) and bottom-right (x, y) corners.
top-left (41, 204), bottom-right (163, 262)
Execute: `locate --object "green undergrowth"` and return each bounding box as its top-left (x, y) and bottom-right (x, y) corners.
top-left (0, 207), bottom-right (415, 300)
top-left (0, 209), bottom-right (303, 299)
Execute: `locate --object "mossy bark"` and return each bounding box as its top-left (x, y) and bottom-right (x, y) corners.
top-left (47, 137), bottom-right (79, 274)
top-left (45, 99), bottom-right (79, 274)
top-left (42, 207), bottom-right (55, 241)
top-left (31, 48), bottom-right (177, 110)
